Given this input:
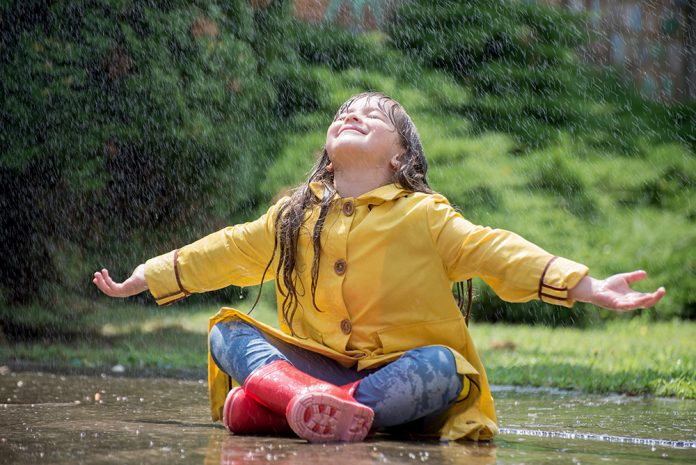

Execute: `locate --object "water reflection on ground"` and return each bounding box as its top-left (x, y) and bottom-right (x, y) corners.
top-left (0, 371), bottom-right (694, 464)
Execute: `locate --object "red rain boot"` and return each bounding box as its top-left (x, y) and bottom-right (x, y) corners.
top-left (243, 361), bottom-right (374, 442)
top-left (223, 387), bottom-right (292, 436)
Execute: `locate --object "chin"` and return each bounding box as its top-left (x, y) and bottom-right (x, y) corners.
top-left (329, 142), bottom-right (367, 158)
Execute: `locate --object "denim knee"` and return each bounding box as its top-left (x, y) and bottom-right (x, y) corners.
top-left (209, 321), bottom-right (249, 363)
top-left (209, 320), bottom-right (291, 383)
top-left (355, 345), bottom-right (463, 428)
top-left (402, 346), bottom-right (462, 404)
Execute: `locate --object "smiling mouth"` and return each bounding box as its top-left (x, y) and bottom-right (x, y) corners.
top-left (339, 127), bottom-right (366, 135)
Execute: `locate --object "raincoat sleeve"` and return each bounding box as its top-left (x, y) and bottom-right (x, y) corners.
top-left (427, 194), bottom-right (589, 307)
top-left (143, 198), bottom-right (286, 306)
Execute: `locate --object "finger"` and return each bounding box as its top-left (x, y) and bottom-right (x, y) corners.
top-left (93, 271), bottom-right (106, 288)
top-left (93, 272), bottom-right (114, 295)
top-left (101, 269), bottom-right (121, 292)
top-left (621, 270), bottom-right (647, 284)
top-left (623, 288), bottom-right (666, 310)
top-left (638, 288), bottom-right (666, 308)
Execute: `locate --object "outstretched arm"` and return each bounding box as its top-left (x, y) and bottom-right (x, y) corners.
top-left (93, 264), bottom-right (148, 298)
top-left (568, 270), bottom-right (665, 312)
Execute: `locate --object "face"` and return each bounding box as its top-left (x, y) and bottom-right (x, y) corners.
top-left (325, 96), bottom-right (404, 171)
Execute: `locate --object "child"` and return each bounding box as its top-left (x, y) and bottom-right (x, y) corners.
top-left (93, 92), bottom-right (665, 443)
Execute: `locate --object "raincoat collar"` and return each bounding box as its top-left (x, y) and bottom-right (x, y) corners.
top-left (308, 181), bottom-right (411, 207)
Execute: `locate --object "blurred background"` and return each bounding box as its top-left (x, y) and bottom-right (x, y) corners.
top-left (0, 0), bottom-right (694, 375)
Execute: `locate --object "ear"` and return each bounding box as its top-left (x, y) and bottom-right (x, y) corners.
top-left (390, 153), bottom-right (403, 171)
top-left (326, 162), bottom-right (334, 173)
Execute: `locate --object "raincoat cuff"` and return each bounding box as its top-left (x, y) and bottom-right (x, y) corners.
top-left (537, 256), bottom-right (589, 308)
top-left (144, 249), bottom-right (190, 306)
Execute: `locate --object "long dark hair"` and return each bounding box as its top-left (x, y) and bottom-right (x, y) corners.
top-left (251, 92), bottom-right (470, 334)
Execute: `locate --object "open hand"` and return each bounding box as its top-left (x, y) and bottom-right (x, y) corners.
top-left (93, 264), bottom-right (147, 298)
top-left (571, 270), bottom-right (665, 312)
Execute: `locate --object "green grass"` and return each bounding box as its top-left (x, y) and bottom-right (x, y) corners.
top-left (1, 303), bottom-right (214, 372)
top-left (474, 319), bottom-right (696, 398)
top-left (1, 300), bottom-right (694, 399)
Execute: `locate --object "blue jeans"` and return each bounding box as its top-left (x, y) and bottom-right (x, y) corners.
top-left (209, 321), bottom-right (463, 432)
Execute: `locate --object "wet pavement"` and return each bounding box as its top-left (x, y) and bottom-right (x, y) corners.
top-left (1, 371), bottom-right (694, 464)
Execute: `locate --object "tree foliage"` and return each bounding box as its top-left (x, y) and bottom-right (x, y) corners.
top-left (0, 0), bottom-right (318, 310)
top-left (389, 0), bottom-right (694, 152)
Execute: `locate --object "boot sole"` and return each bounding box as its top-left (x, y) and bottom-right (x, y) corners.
top-left (286, 392), bottom-right (374, 442)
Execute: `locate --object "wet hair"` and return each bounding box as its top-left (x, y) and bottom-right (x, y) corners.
top-left (251, 92), bottom-right (471, 334)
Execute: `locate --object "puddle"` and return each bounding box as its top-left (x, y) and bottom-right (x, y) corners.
top-left (1, 371), bottom-right (694, 464)
top-left (493, 385), bottom-right (696, 446)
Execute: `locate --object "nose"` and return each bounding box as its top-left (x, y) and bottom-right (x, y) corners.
top-left (344, 110), bottom-right (362, 123)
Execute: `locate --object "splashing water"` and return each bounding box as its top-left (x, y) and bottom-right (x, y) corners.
top-left (499, 427), bottom-right (696, 449)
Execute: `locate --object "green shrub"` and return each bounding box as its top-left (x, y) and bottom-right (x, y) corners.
top-left (526, 153), bottom-right (597, 219)
top-left (287, 20), bottom-right (383, 70)
top-left (388, 0), bottom-right (696, 156)
top-left (0, 0), bottom-right (323, 336)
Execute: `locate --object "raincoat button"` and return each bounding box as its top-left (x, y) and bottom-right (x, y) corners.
top-left (334, 259), bottom-right (346, 275)
top-left (340, 319), bottom-right (352, 334)
top-left (342, 201), bottom-right (355, 216)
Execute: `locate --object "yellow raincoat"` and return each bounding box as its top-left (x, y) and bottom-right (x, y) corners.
top-left (144, 182), bottom-right (588, 441)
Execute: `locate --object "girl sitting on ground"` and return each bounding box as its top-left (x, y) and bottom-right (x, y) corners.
top-left (93, 92), bottom-right (665, 443)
